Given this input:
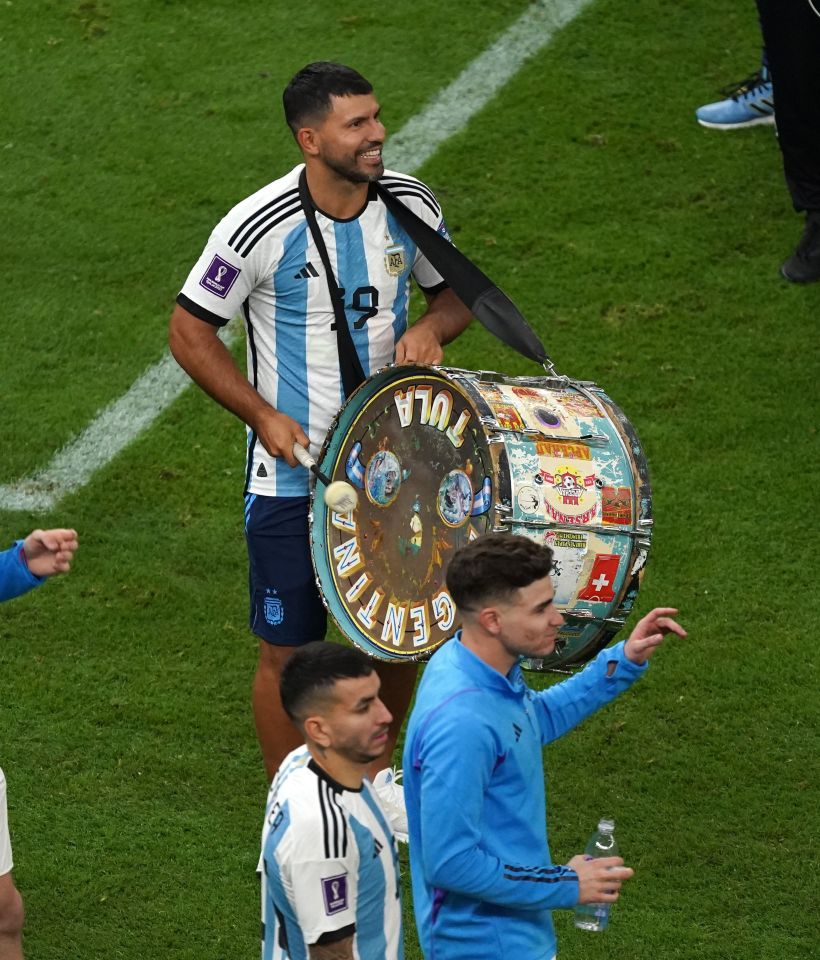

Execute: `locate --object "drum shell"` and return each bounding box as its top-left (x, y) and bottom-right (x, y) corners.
top-left (310, 364), bottom-right (652, 669)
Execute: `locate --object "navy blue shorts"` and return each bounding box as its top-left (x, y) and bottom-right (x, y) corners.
top-left (245, 495), bottom-right (327, 645)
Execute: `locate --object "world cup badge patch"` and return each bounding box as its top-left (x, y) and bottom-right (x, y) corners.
top-left (384, 243), bottom-right (406, 277)
top-left (322, 874), bottom-right (348, 915)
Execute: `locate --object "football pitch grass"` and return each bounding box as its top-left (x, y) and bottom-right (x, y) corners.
top-left (1, 1), bottom-right (818, 958)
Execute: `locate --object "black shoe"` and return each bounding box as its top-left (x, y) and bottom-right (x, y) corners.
top-left (781, 212), bottom-right (820, 284)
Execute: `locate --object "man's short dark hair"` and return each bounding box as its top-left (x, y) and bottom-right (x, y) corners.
top-left (445, 534), bottom-right (554, 612)
top-left (280, 641), bottom-right (374, 723)
top-left (283, 61), bottom-right (373, 134)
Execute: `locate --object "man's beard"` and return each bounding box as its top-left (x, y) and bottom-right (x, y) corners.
top-left (322, 148), bottom-right (384, 184)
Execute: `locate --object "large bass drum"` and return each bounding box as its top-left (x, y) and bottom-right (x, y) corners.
top-left (310, 364), bottom-right (652, 670)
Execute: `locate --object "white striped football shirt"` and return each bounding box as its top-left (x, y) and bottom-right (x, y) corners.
top-left (178, 165), bottom-right (447, 497)
top-left (260, 747), bottom-right (403, 960)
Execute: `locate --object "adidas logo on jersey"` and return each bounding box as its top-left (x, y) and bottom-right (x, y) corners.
top-left (294, 262), bottom-right (319, 280)
top-left (257, 463), bottom-right (268, 478)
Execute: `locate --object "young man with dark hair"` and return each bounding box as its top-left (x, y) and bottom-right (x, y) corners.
top-left (260, 642), bottom-right (402, 960)
top-left (403, 534), bottom-right (686, 960)
top-left (169, 61), bottom-right (472, 783)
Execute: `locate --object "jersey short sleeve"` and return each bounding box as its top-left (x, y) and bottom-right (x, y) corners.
top-left (176, 170), bottom-right (302, 326)
top-left (177, 232), bottom-right (253, 326)
top-left (283, 856), bottom-right (358, 944)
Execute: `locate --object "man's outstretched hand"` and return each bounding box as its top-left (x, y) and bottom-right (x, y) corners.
top-left (624, 607), bottom-right (687, 665)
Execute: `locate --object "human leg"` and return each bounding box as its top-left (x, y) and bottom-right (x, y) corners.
top-left (758, 0), bottom-right (820, 281)
top-left (0, 771), bottom-right (23, 960)
top-left (253, 641), bottom-right (306, 780)
top-left (0, 875), bottom-right (23, 960)
top-left (246, 496), bottom-right (328, 780)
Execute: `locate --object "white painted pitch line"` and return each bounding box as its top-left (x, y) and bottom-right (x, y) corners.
top-left (0, 0), bottom-right (593, 513)
top-left (387, 0), bottom-right (594, 172)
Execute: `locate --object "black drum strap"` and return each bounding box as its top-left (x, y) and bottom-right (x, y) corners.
top-left (298, 169), bottom-right (366, 399)
top-left (374, 181), bottom-right (551, 367)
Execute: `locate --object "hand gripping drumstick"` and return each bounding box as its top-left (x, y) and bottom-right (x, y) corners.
top-left (292, 443), bottom-right (359, 513)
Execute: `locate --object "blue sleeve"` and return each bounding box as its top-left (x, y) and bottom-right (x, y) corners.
top-left (534, 640), bottom-right (648, 744)
top-left (411, 697), bottom-right (579, 910)
top-left (0, 541), bottom-right (45, 603)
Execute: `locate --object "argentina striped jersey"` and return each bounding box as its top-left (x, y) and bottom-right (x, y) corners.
top-left (177, 165), bottom-right (448, 497)
top-left (260, 746), bottom-right (403, 960)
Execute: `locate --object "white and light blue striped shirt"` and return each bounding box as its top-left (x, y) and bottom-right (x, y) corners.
top-left (178, 165), bottom-right (447, 497)
top-left (260, 746), bottom-right (403, 960)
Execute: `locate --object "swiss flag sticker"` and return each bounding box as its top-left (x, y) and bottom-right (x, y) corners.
top-left (578, 554), bottom-right (621, 603)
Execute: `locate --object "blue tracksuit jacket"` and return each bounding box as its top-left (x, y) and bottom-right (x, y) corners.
top-left (402, 633), bottom-right (646, 960)
top-left (0, 542), bottom-right (43, 603)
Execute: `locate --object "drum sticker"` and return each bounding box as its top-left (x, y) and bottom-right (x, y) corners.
top-left (601, 485), bottom-right (632, 525)
top-left (535, 440), bottom-right (591, 461)
top-left (511, 387), bottom-right (542, 402)
top-left (490, 402), bottom-right (525, 431)
top-left (470, 477), bottom-right (492, 516)
top-left (516, 485), bottom-right (541, 516)
top-left (398, 496), bottom-right (424, 555)
top-left (345, 442), bottom-right (365, 489)
top-left (554, 390), bottom-right (600, 419)
top-left (437, 470), bottom-right (473, 527)
top-left (511, 387), bottom-right (565, 434)
top-left (365, 447), bottom-right (402, 507)
top-left (542, 463), bottom-right (599, 525)
top-left (474, 382), bottom-right (504, 403)
top-left (547, 543), bottom-right (588, 607)
top-left (544, 530), bottom-right (589, 607)
top-left (577, 554), bottom-right (621, 603)
top-left (548, 530), bottom-right (589, 551)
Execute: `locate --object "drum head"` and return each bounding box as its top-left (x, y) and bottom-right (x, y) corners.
top-left (311, 365), bottom-right (497, 661)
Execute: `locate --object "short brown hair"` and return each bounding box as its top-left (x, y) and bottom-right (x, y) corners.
top-left (445, 534), bottom-right (554, 612)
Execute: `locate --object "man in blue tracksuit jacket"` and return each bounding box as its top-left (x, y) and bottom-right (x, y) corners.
top-left (403, 534), bottom-right (685, 960)
top-left (1, 526), bottom-right (78, 960)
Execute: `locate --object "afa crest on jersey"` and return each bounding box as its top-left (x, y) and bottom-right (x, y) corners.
top-left (384, 243), bottom-right (406, 277)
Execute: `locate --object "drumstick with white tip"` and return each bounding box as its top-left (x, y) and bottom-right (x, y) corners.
top-left (292, 443), bottom-right (359, 512)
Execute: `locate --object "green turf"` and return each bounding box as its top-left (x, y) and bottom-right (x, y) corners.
top-left (2, 0), bottom-right (819, 958)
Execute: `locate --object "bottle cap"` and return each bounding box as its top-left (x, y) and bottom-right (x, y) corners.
top-left (598, 818), bottom-right (615, 833)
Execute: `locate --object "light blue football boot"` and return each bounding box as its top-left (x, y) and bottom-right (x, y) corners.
top-left (695, 67), bottom-right (774, 129)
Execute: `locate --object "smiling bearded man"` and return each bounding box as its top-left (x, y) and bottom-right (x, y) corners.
top-left (169, 61), bottom-right (472, 788)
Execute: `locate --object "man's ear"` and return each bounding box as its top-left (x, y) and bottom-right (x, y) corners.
top-left (297, 126), bottom-right (320, 156)
top-left (304, 714), bottom-right (331, 749)
top-left (477, 605), bottom-right (502, 636)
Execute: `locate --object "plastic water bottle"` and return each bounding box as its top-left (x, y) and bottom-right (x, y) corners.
top-left (573, 818), bottom-right (618, 932)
